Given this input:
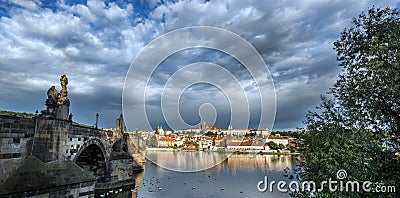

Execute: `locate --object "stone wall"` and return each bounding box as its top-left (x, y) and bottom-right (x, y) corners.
top-left (7, 181), bottom-right (96, 198)
top-left (94, 152), bottom-right (138, 191)
top-left (0, 114), bottom-right (141, 196)
top-left (127, 136), bottom-right (146, 166)
top-left (0, 156), bottom-right (97, 197)
top-left (0, 115), bottom-right (35, 183)
top-left (110, 158), bottom-right (135, 182)
top-left (31, 118), bottom-right (109, 163)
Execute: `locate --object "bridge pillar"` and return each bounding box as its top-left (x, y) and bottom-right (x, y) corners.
top-left (31, 118), bottom-right (70, 162)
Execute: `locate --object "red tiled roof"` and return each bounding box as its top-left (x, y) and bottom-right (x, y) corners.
top-left (227, 142), bottom-right (241, 146)
top-left (239, 141), bottom-right (253, 146)
top-left (203, 137), bottom-right (213, 140)
top-left (225, 136), bottom-right (239, 140)
top-left (267, 135), bottom-right (288, 140)
top-left (215, 136), bottom-right (224, 140)
top-left (159, 137), bottom-right (177, 142)
top-left (228, 140), bottom-right (266, 147)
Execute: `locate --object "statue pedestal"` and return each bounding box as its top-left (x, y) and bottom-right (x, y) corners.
top-left (45, 99), bottom-right (56, 118)
top-left (55, 105), bottom-right (69, 120)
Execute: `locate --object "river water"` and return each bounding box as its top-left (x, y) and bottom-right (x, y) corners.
top-left (132, 152), bottom-right (299, 198)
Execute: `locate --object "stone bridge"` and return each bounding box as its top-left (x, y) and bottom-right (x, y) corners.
top-left (0, 75), bottom-right (142, 197)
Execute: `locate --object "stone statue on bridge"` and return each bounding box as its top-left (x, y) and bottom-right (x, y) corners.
top-left (116, 114), bottom-right (123, 132)
top-left (58, 74), bottom-right (69, 106)
top-left (46, 86), bottom-right (58, 105)
top-left (113, 114), bottom-right (129, 152)
top-left (45, 75), bottom-right (70, 120)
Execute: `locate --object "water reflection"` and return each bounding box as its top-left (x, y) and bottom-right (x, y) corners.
top-left (95, 185), bottom-right (136, 197)
top-left (136, 153), bottom-right (299, 198)
top-left (227, 154), bottom-right (293, 174)
top-left (146, 151), bottom-right (229, 172)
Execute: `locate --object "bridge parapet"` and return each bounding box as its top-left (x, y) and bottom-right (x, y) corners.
top-left (0, 115), bottom-right (35, 183)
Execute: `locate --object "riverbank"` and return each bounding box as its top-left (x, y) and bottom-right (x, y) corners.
top-left (233, 151), bottom-right (300, 155)
top-left (145, 148), bottom-right (300, 155)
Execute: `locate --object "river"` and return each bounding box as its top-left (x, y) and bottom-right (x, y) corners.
top-left (131, 152), bottom-right (300, 198)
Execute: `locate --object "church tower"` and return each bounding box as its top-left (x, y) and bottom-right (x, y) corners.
top-left (200, 119), bottom-right (208, 130)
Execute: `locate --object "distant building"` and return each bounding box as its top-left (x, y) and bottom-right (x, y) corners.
top-left (158, 137), bottom-right (179, 147)
top-left (156, 125), bottom-right (164, 134)
top-left (289, 139), bottom-right (303, 149)
top-left (155, 125), bottom-right (172, 136)
top-left (208, 125), bottom-right (221, 133)
top-left (200, 119), bottom-right (208, 129)
top-left (250, 128), bottom-right (270, 136)
top-left (221, 128), bottom-right (250, 136)
top-left (227, 140), bottom-right (268, 150)
top-left (266, 135), bottom-right (289, 146)
top-left (176, 128), bottom-right (204, 134)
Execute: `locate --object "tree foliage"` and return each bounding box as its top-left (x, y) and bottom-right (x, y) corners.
top-left (268, 141), bottom-right (278, 150)
top-left (147, 135), bottom-right (158, 148)
top-left (332, 7), bottom-right (400, 135)
top-left (204, 131), bottom-right (217, 137)
top-left (0, 110), bottom-right (36, 118)
top-left (295, 7), bottom-right (400, 197)
top-left (295, 97), bottom-right (398, 197)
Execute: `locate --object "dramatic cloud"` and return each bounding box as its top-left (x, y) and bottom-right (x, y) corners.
top-left (0, 0), bottom-right (398, 130)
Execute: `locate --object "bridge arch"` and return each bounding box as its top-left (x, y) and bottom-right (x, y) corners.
top-left (73, 137), bottom-right (110, 182)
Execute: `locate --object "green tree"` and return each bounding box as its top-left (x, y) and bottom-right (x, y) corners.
top-left (294, 7), bottom-right (400, 197)
top-left (332, 7), bottom-right (400, 135)
top-left (205, 131), bottom-right (216, 137)
top-left (245, 132), bottom-right (256, 137)
top-left (147, 135), bottom-right (158, 148)
top-left (287, 144), bottom-right (296, 153)
top-left (268, 141), bottom-right (278, 150)
top-left (295, 97), bottom-right (395, 197)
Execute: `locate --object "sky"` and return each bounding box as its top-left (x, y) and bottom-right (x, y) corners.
top-left (0, 0), bottom-right (399, 131)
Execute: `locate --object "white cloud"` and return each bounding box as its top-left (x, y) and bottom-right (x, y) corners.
top-left (8, 0), bottom-right (41, 10)
top-left (0, 1), bottom-right (145, 91)
top-left (0, 0), bottom-right (398, 129)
